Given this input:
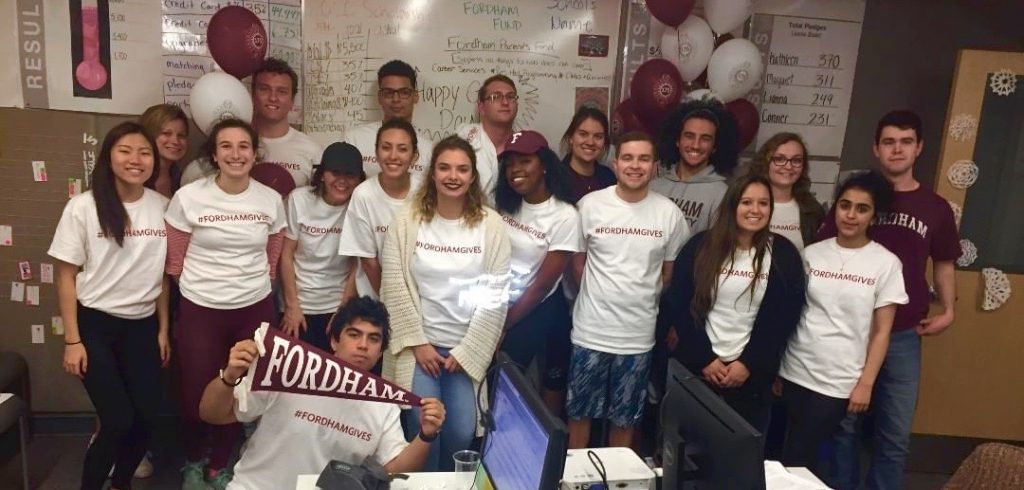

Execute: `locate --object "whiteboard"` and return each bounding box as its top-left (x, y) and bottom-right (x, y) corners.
top-left (302, 0), bottom-right (622, 148)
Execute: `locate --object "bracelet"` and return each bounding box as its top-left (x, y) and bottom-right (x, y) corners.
top-left (219, 368), bottom-right (245, 387)
top-left (64, 340), bottom-right (82, 346)
top-left (418, 429), bottom-right (439, 443)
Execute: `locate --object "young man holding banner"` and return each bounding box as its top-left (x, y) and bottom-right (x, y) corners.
top-left (199, 297), bottom-right (445, 489)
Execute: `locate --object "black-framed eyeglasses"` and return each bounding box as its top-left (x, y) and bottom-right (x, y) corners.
top-left (482, 92), bottom-right (519, 103)
top-left (770, 155), bottom-right (805, 168)
top-left (378, 88), bottom-right (416, 100)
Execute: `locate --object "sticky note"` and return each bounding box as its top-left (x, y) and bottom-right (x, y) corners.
top-left (25, 285), bottom-right (39, 306)
top-left (51, 316), bottom-right (65, 335)
top-left (11, 282), bottom-right (25, 302)
top-left (41, 263), bottom-right (54, 284)
top-left (32, 161), bottom-right (48, 182)
top-left (31, 325), bottom-right (45, 344)
top-left (0, 225), bottom-right (11, 246)
top-left (18, 261), bottom-right (32, 280)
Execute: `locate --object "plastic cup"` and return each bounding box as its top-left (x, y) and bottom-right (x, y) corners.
top-left (453, 449), bottom-right (481, 472)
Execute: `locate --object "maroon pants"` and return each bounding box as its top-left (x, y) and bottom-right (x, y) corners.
top-left (176, 294), bottom-right (274, 468)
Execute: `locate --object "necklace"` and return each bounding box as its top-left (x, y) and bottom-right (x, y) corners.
top-left (834, 240), bottom-right (868, 272)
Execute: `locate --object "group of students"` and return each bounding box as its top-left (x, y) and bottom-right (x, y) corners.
top-left (49, 55), bottom-right (960, 490)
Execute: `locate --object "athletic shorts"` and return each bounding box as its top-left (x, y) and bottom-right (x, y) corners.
top-left (566, 345), bottom-right (652, 428)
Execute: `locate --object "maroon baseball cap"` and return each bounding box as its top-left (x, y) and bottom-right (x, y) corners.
top-left (499, 130), bottom-right (550, 158)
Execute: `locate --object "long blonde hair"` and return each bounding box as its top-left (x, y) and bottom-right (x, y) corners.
top-left (413, 135), bottom-right (486, 226)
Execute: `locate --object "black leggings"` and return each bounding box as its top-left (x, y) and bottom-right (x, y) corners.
top-left (78, 304), bottom-right (162, 490)
top-left (499, 291), bottom-right (572, 390)
top-left (780, 378), bottom-right (849, 478)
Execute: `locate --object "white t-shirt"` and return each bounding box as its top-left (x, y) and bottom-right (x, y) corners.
top-left (705, 247), bottom-right (773, 362)
top-left (341, 121), bottom-right (434, 184)
top-left (572, 187), bottom-right (690, 355)
top-left (456, 123), bottom-right (499, 204)
top-left (770, 200), bottom-right (804, 250)
top-left (47, 190), bottom-right (169, 319)
top-left (412, 216), bottom-right (487, 348)
top-left (179, 157), bottom-right (215, 188)
top-left (283, 187), bottom-right (351, 314)
top-left (260, 127), bottom-right (322, 187)
top-left (779, 239), bottom-right (908, 399)
top-left (501, 197), bottom-right (581, 302)
top-left (337, 178), bottom-right (410, 297)
top-left (165, 176), bottom-right (287, 309)
top-left (229, 378), bottom-right (407, 490)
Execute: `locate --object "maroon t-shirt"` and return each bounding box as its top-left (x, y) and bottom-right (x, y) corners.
top-left (817, 186), bottom-right (961, 331)
top-left (563, 156), bottom-right (616, 204)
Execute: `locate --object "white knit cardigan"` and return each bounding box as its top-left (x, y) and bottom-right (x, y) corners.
top-left (380, 204), bottom-right (511, 404)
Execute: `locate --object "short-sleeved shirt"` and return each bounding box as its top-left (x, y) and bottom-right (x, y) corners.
top-left (260, 127), bottom-right (322, 187)
top-left (818, 185), bottom-right (960, 331)
top-left (572, 186), bottom-right (690, 355)
top-left (770, 200), bottom-right (804, 250)
top-left (457, 123), bottom-right (499, 204)
top-left (229, 378), bottom-right (407, 490)
top-left (341, 121), bottom-right (434, 183)
top-left (779, 239), bottom-right (908, 398)
top-left (501, 197), bottom-right (581, 302)
top-left (283, 187), bottom-right (351, 314)
top-left (412, 216), bottom-right (487, 348)
top-left (165, 176), bottom-right (287, 309)
top-left (563, 156), bottom-right (616, 205)
top-left (705, 247), bottom-right (773, 362)
top-left (337, 178), bottom-right (410, 297)
top-left (47, 189), bottom-right (169, 318)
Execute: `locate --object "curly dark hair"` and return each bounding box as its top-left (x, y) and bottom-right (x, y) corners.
top-left (657, 98), bottom-right (740, 177)
top-left (252, 57), bottom-right (298, 97)
top-left (328, 296), bottom-right (391, 349)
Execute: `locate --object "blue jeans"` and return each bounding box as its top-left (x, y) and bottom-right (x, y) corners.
top-left (832, 329), bottom-right (921, 490)
top-left (406, 347), bottom-right (478, 472)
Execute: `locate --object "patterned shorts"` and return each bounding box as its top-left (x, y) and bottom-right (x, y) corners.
top-left (566, 345), bottom-right (652, 428)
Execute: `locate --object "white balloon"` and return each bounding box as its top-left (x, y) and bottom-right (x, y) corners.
top-left (662, 15), bottom-right (715, 82)
top-left (705, 0), bottom-right (753, 34)
top-left (649, 18), bottom-right (668, 54)
top-left (685, 89), bottom-right (722, 102)
top-left (707, 38), bottom-right (764, 103)
top-left (189, 71), bottom-right (253, 135)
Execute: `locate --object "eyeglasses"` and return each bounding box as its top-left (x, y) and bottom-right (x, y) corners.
top-left (482, 92), bottom-right (519, 103)
top-left (770, 155), bottom-right (805, 168)
top-left (378, 88), bottom-right (416, 100)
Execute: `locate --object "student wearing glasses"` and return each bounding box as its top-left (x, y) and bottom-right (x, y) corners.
top-left (747, 133), bottom-right (825, 251)
top-left (457, 74), bottom-right (520, 203)
top-left (341, 60), bottom-right (434, 183)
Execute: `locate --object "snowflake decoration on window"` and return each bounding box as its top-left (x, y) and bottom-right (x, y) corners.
top-left (957, 239), bottom-right (977, 267)
top-left (990, 69), bottom-right (1018, 96)
top-left (947, 159), bottom-right (979, 189)
top-left (982, 268), bottom-right (1011, 311)
top-left (948, 113), bottom-right (978, 142)
top-left (947, 200), bottom-right (962, 227)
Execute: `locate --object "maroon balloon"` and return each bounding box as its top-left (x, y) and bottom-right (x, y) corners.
top-left (646, 0), bottom-right (695, 28)
top-left (630, 59), bottom-right (685, 124)
top-left (611, 98), bottom-right (647, 139)
top-left (207, 6), bottom-right (268, 79)
top-left (726, 98), bottom-right (760, 149)
top-left (251, 163), bottom-right (296, 198)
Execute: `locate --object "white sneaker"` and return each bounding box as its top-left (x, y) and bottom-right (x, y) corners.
top-left (134, 453), bottom-right (154, 478)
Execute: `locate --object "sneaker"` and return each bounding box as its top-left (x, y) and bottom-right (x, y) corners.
top-left (180, 460), bottom-right (208, 490)
top-left (206, 468), bottom-right (234, 490)
top-left (134, 453), bottom-right (154, 478)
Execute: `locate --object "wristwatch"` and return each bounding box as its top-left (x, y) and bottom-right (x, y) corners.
top-left (418, 429), bottom-right (439, 443)
top-left (219, 368), bottom-right (245, 387)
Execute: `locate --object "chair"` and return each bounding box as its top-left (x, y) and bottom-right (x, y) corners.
top-left (943, 442), bottom-right (1024, 489)
top-left (0, 393), bottom-right (30, 490)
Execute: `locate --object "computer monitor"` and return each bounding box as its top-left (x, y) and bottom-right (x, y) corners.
top-left (479, 354), bottom-right (568, 490)
top-left (661, 359), bottom-right (765, 489)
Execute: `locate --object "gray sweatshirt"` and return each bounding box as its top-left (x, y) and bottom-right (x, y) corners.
top-left (649, 165), bottom-right (728, 234)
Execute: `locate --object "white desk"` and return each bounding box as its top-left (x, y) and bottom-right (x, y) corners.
top-left (296, 467), bottom-right (829, 489)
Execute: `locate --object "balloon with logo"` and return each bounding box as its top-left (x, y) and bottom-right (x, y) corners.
top-left (207, 6), bottom-right (268, 79)
top-left (726, 98), bottom-right (759, 148)
top-left (611, 98), bottom-right (647, 139)
top-left (646, 0), bottom-right (696, 28)
top-left (694, 33), bottom-right (735, 87)
top-left (707, 38), bottom-right (764, 103)
top-left (630, 58), bottom-right (686, 124)
top-left (251, 163), bottom-right (296, 198)
top-left (189, 71), bottom-right (254, 135)
top-left (661, 15), bottom-right (715, 83)
top-left (686, 89), bottom-right (722, 102)
top-left (705, 0), bottom-right (753, 34)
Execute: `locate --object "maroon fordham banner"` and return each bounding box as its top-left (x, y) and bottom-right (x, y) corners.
top-left (250, 326), bottom-right (421, 406)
